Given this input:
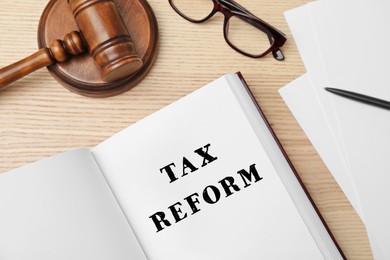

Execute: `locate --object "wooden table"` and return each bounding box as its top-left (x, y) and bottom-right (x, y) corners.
top-left (0, 0), bottom-right (372, 258)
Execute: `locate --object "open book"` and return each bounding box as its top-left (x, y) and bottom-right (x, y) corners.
top-left (0, 73), bottom-right (345, 259)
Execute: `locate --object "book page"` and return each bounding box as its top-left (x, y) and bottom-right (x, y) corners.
top-left (0, 149), bottom-right (146, 260)
top-left (92, 75), bottom-right (325, 259)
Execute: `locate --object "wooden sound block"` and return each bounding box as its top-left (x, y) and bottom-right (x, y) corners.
top-left (38, 0), bottom-right (158, 97)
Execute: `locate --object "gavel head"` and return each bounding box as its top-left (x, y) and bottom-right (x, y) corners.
top-left (68, 0), bottom-right (143, 82)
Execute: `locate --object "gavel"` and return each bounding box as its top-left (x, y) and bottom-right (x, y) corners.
top-left (0, 0), bottom-right (143, 90)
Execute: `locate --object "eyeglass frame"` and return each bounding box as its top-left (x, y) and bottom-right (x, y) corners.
top-left (168, 0), bottom-right (287, 61)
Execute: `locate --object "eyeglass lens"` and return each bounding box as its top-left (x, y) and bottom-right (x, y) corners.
top-left (171, 0), bottom-right (214, 21)
top-left (226, 16), bottom-right (273, 56)
top-left (171, 0), bottom-right (277, 57)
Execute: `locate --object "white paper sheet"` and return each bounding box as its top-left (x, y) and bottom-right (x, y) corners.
top-left (309, 0), bottom-right (390, 100)
top-left (285, 1), bottom-right (390, 258)
top-left (284, 3), bottom-right (352, 174)
top-left (279, 73), bottom-right (384, 259)
top-left (284, 4), bottom-right (362, 219)
top-left (279, 74), bottom-right (362, 217)
top-left (308, 2), bottom-right (390, 259)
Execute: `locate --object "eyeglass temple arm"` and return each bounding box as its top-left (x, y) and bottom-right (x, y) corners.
top-left (220, 0), bottom-right (251, 15)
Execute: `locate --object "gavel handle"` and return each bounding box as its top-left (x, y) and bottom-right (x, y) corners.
top-left (0, 31), bottom-right (85, 90)
top-left (0, 49), bottom-right (54, 89)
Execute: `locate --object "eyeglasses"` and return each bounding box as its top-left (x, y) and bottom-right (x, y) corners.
top-left (168, 0), bottom-right (287, 61)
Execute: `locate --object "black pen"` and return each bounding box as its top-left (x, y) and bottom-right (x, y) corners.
top-left (325, 87), bottom-right (390, 111)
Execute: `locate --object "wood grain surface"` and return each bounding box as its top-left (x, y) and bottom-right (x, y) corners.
top-left (0, 0), bottom-right (372, 258)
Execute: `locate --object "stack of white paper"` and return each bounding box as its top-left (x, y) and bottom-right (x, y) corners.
top-left (279, 0), bottom-right (390, 259)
